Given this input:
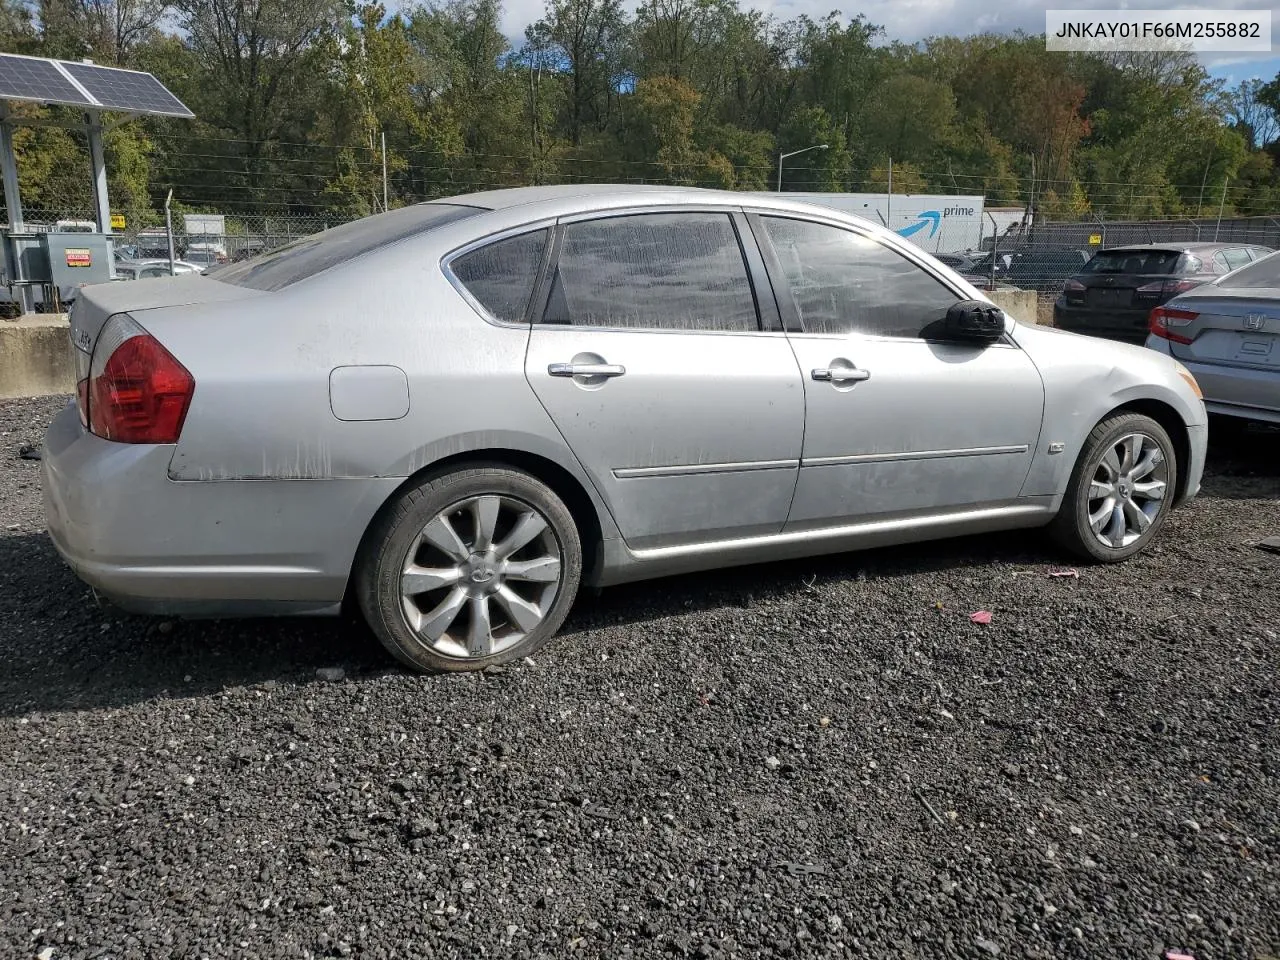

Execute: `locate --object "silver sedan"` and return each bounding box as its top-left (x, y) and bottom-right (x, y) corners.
top-left (42, 186), bottom-right (1208, 672)
top-left (1145, 250), bottom-right (1280, 429)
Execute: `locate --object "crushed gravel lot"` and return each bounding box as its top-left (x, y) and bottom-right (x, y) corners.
top-left (1, 394), bottom-right (1277, 960)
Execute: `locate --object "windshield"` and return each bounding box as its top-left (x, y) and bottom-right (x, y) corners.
top-left (207, 203), bottom-right (485, 292)
top-left (1082, 249), bottom-right (1182, 275)
top-left (1219, 251), bottom-right (1280, 288)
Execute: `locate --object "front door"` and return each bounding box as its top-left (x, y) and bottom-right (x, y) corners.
top-left (525, 211), bottom-right (805, 549)
top-left (753, 214), bottom-right (1045, 529)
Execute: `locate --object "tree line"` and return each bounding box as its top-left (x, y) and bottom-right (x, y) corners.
top-left (3, 0), bottom-right (1280, 229)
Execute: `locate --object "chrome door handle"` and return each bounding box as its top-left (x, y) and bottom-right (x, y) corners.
top-left (812, 366), bottom-right (870, 383)
top-left (548, 362), bottom-right (626, 378)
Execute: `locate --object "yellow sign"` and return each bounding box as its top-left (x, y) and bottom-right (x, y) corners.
top-left (1088, 233), bottom-right (1102, 245)
top-left (110, 213), bottom-right (126, 229)
top-left (66, 248), bottom-right (93, 267)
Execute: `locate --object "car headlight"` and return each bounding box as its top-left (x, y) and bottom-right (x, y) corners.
top-left (1173, 360), bottom-right (1203, 399)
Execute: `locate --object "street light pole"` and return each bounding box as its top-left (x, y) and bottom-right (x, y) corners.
top-left (777, 143), bottom-right (829, 192)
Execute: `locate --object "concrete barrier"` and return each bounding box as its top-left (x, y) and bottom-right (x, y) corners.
top-left (0, 314), bottom-right (75, 400)
top-left (988, 289), bottom-right (1041, 326)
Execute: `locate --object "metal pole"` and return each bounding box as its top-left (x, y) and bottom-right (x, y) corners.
top-left (886, 157), bottom-right (892, 224)
top-left (988, 212), bottom-right (998, 288)
top-left (776, 144), bottom-right (828, 193)
top-left (1214, 176), bottom-right (1229, 241)
top-left (0, 104), bottom-right (34, 314)
top-left (381, 131), bottom-right (389, 213)
top-left (165, 189), bottom-right (176, 276)
top-left (86, 113), bottom-right (115, 276)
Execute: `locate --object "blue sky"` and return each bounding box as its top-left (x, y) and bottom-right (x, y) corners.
top-left (501, 0), bottom-right (1279, 86)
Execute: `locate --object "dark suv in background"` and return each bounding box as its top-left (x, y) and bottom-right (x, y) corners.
top-left (1053, 242), bottom-right (1273, 342)
top-left (953, 248), bottom-right (1092, 293)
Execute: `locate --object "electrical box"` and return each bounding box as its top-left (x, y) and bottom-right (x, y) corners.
top-left (41, 232), bottom-right (114, 288)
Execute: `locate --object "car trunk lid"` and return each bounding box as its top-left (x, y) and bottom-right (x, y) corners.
top-left (1166, 288), bottom-right (1280, 371)
top-left (69, 274), bottom-right (262, 357)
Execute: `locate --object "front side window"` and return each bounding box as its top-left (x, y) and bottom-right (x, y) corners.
top-left (541, 213), bottom-right (759, 332)
top-left (761, 217), bottom-right (958, 338)
top-left (449, 228), bottom-right (549, 323)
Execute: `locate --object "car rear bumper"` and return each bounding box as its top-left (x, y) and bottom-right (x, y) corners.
top-left (1145, 339), bottom-right (1280, 425)
top-left (40, 402), bottom-right (401, 617)
top-left (1053, 301), bottom-right (1153, 342)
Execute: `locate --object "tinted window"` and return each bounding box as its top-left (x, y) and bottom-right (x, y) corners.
top-left (1218, 251), bottom-right (1280, 289)
top-left (761, 217), bottom-right (958, 338)
top-left (209, 203), bottom-right (483, 292)
top-left (1083, 250), bottom-right (1182, 275)
top-left (542, 213), bottom-right (758, 332)
top-left (450, 229), bottom-right (548, 322)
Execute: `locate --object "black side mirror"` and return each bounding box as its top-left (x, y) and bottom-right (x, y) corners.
top-left (944, 300), bottom-right (1006, 343)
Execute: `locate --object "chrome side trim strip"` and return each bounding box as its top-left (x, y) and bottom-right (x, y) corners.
top-left (802, 444), bottom-right (1029, 468)
top-left (629, 503), bottom-right (1047, 562)
top-left (613, 459), bottom-right (798, 479)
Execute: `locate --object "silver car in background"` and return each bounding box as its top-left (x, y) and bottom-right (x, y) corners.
top-left (42, 186), bottom-right (1208, 672)
top-left (1146, 250), bottom-right (1280, 428)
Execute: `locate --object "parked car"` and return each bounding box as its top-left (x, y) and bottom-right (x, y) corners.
top-left (184, 242), bottom-right (229, 268)
top-left (1001, 249), bottom-right (1093, 295)
top-left (114, 258), bottom-right (204, 281)
top-left (1054, 242), bottom-right (1274, 343)
top-left (935, 252), bottom-right (983, 272)
top-left (954, 251), bottom-right (1016, 291)
top-left (43, 186), bottom-right (1208, 673)
top-left (1145, 250), bottom-right (1280, 428)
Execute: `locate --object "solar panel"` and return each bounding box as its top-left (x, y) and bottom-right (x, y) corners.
top-left (0, 54), bottom-right (93, 108)
top-left (0, 54), bottom-right (194, 118)
top-left (62, 62), bottom-right (194, 118)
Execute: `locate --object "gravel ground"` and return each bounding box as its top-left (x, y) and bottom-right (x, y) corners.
top-left (1, 395), bottom-right (1278, 960)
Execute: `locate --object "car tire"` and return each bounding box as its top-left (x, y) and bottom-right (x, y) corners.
top-left (1049, 413), bottom-right (1178, 563)
top-left (357, 464), bottom-right (582, 673)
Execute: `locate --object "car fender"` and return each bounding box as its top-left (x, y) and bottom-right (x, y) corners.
top-left (1010, 322), bottom-right (1205, 499)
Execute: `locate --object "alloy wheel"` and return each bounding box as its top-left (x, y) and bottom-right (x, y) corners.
top-left (1085, 432), bottom-right (1170, 549)
top-left (400, 494), bottom-right (563, 660)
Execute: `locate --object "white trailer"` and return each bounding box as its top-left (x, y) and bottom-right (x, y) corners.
top-left (751, 192), bottom-right (1003, 254)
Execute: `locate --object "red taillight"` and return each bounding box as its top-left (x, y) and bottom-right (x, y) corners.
top-left (1138, 278), bottom-right (1205, 298)
top-left (1064, 278), bottom-right (1086, 293)
top-left (1148, 306), bottom-right (1198, 345)
top-left (86, 316), bottom-right (194, 444)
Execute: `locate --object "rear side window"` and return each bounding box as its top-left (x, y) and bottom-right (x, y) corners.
top-left (1083, 250), bottom-right (1182, 274)
top-left (761, 216), bottom-right (958, 338)
top-left (208, 203), bottom-right (483, 292)
top-left (449, 229), bottom-right (548, 322)
top-left (541, 213), bottom-right (759, 332)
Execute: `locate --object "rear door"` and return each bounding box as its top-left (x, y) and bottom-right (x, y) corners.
top-left (524, 209), bottom-right (805, 550)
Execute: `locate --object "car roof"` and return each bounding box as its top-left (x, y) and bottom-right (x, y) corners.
top-left (420, 183), bottom-right (918, 225)
top-left (1098, 242), bottom-right (1267, 254)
